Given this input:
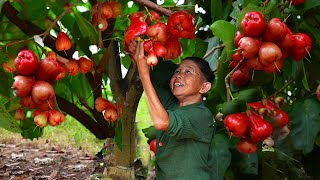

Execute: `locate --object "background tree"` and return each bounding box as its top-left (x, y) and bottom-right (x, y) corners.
top-left (1, 0), bottom-right (320, 179)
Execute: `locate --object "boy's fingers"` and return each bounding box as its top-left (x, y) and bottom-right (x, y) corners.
top-left (136, 42), bottom-right (144, 57)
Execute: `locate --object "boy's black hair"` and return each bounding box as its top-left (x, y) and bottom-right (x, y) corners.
top-left (182, 57), bottom-right (215, 83)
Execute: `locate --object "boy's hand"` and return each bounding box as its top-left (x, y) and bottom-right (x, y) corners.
top-left (128, 37), bottom-right (150, 75)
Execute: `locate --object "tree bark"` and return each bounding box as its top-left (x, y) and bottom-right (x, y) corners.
top-left (107, 42), bottom-right (144, 167)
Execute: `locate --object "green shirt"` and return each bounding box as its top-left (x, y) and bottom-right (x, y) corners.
top-left (151, 60), bottom-right (215, 180)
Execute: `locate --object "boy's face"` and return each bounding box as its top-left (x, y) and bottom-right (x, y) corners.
top-left (170, 59), bottom-right (206, 100)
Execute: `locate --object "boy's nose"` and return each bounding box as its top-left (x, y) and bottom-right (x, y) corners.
top-left (176, 74), bottom-right (182, 79)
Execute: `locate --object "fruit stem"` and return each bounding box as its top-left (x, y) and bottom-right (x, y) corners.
top-left (225, 57), bottom-right (245, 101)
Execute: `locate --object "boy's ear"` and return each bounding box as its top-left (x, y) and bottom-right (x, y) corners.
top-left (199, 82), bottom-right (212, 94)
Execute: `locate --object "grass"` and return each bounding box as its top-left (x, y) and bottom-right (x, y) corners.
top-left (0, 93), bottom-right (153, 161)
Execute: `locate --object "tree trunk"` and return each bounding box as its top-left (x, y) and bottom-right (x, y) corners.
top-left (105, 42), bottom-right (144, 179)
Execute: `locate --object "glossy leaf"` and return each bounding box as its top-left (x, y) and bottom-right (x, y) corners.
top-left (234, 150), bottom-right (259, 175)
top-left (210, 20), bottom-right (237, 59)
top-left (73, 11), bottom-right (98, 44)
top-left (0, 104), bottom-right (21, 133)
top-left (211, 0), bottom-right (223, 21)
top-left (0, 71), bottom-right (11, 97)
top-left (21, 126), bottom-right (42, 140)
top-left (208, 133), bottom-right (232, 180)
top-left (289, 98), bottom-right (320, 154)
top-left (23, 0), bottom-right (48, 21)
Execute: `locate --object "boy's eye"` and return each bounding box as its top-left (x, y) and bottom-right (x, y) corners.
top-left (186, 70), bottom-right (191, 73)
top-left (175, 70), bottom-right (180, 73)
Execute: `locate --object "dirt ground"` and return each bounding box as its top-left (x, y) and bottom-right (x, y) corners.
top-left (0, 142), bottom-right (105, 180)
top-left (0, 137), bottom-right (155, 180)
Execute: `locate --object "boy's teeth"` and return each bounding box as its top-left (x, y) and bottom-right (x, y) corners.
top-left (175, 83), bottom-right (183, 87)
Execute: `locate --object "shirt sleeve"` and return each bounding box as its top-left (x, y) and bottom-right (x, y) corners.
top-left (165, 105), bottom-right (214, 142)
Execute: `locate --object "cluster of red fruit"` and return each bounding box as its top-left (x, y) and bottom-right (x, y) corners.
top-left (12, 50), bottom-right (65, 128)
top-left (11, 49), bottom-right (94, 128)
top-left (55, 31), bottom-right (95, 75)
top-left (224, 97), bottom-right (288, 154)
top-left (94, 97), bottom-right (122, 123)
top-left (124, 10), bottom-right (196, 66)
top-left (230, 11), bottom-right (312, 86)
top-left (90, 0), bottom-right (122, 32)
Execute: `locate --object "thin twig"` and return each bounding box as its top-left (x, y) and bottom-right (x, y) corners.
top-left (270, 79), bottom-right (294, 97)
top-left (56, 55), bottom-right (69, 64)
top-left (42, 0), bottom-right (80, 41)
top-left (97, 2), bottom-right (104, 48)
top-left (77, 95), bottom-right (93, 112)
top-left (225, 58), bottom-right (245, 101)
top-left (0, 33), bottom-right (45, 51)
top-left (203, 44), bottom-right (225, 59)
top-left (263, 162), bottom-right (285, 174)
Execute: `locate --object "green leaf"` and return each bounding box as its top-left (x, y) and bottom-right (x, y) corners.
top-left (162, 0), bottom-right (176, 6)
top-left (235, 152), bottom-right (258, 174)
top-left (49, 3), bottom-right (75, 31)
top-left (73, 10), bottom-right (98, 44)
top-left (211, 0), bottom-right (223, 21)
top-left (302, 63), bottom-right (310, 91)
top-left (289, 98), bottom-right (320, 154)
top-left (210, 20), bottom-right (237, 59)
top-left (204, 37), bottom-right (220, 71)
top-left (296, 0), bottom-right (320, 10)
top-left (208, 49), bottom-right (228, 101)
top-left (180, 38), bottom-right (208, 58)
top-left (243, 0), bottom-right (261, 7)
top-left (64, 73), bottom-right (93, 104)
top-left (180, 38), bottom-right (196, 58)
top-left (193, 38), bottom-right (209, 58)
top-left (54, 80), bottom-right (72, 100)
top-left (208, 133), bottom-right (232, 180)
top-left (0, 71), bottom-right (11, 97)
top-left (264, 0), bottom-right (280, 15)
top-left (0, 104), bottom-right (21, 133)
top-left (23, 0), bottom-right (48, 21)
top-left (115, 119), bottom-right (122, 151)
top-left (21, 126), bottom-right (42, 140)
top-left (72, 23), bottom-right (92, 56)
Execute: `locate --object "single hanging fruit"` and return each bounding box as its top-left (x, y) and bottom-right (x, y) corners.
top-left (248, 110), bottom-right (273, 142)
top-left (14, 50), bottom-right (39, 76)
top-left (237, 138), bottom-right (257, 154)
top-left (167, 10), bottom-right (195, 39)
top-left (224, 112), bottom-right (249, 137)
top-left (12, 75), bottom-right (35, 97)
top-left (55, 32), bottom-right (72, 51)
top-left (241, 11), bottom-right (266, 37)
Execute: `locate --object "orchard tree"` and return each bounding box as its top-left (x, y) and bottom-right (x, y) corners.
top-left (1, 0), bottom-right (320, 179)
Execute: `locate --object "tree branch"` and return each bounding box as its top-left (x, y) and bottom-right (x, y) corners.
top-left (133, 0), bottom-right (174, 16)
top-left (56, 96), bottom-right (115, 139)
top-left (1, 2), bottom-right (75, 59)
top-left (108, 41), bottom-right (125, 100)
